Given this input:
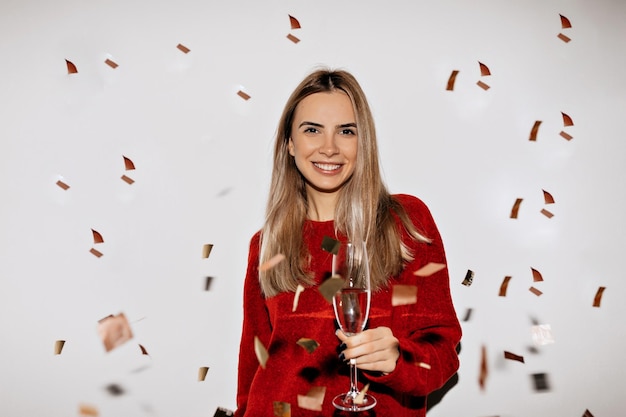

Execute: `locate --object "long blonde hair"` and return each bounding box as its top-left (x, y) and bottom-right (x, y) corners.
top-left (259, 68), bottom-right (429, 296)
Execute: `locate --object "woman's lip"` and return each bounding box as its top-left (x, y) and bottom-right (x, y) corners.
top-left (313, 162), bottom-right (342, 171)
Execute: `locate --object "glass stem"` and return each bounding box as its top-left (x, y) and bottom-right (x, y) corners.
top-left (349, 360), bottom-right (359, 398)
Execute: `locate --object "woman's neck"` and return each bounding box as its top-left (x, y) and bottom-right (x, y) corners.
top-left (306, 190), bottom-right (338, 221)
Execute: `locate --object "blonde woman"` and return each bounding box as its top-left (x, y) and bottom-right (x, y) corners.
top-left (235, 68), bottom-right (461, 416)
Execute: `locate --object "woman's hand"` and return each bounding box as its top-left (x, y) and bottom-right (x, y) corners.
top-left (336, 327), bottom-right (400, 375)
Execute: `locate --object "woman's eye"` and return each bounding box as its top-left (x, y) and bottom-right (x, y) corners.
top-left (340, 129), bottom-right (356, 135)
top-left (304, 127), bottom-right (318, 133)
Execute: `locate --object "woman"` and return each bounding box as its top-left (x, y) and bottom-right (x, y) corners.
top-left (235, 68), bottom-right (461, 416)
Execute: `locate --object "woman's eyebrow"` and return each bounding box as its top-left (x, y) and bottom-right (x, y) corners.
top-left (298, 121), bottom-right (323, 128)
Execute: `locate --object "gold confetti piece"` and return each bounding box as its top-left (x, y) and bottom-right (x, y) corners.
top-left (414, 262), bottom-right (446, 277)
top-left (254, 336), bottom-right (269, 369)
top-left (297, 386), bottom-right (325, 411)
top-left (296, 338), bottom-right (319, 353)
top-left (318, 276), bottom-right (344, 303)
top-left (321, 236), bottom-right (341, 254)
top-left (259, 253), bottom-right (286, 272)
top-left (559, 14), bottom-right (572, 29)
top-left (65, 59), bottom-right (78, 74)
top-left (79, 404), bottom-right (99, 416)
top-left (288, 15), bottom-right (301, 29)
top-left (237, 90), bottom-right (251, 100)
top-left (529, 120), bottom-right (542, 141)
top-left (56, 179), bottom-right (70, 190)
top-left (202, 244), bottom-right (214, 259)
top-left (123, 156), bottom-right (135, 170)
top-left (416, 362), bottom-right (431, 370)
top-left (292, 284), bottom-right (304, 312)
top-left (478, 61), bottom-right (491, 76)
top-left (583, 409), bottom-right (595, 417)
top-left (213, 407), bottom-right (235, 417)
top-left (504, 351), bottom-right (525, 363)
top-left (498, 276), bottom-right (512, 297)
top-left (531, 268), bottom-right (544, 282)
top-left (354, 383), bottom-right (370, 405)
top-left (561, 112), bottom-right (574, 127)
top-left (510, 198), bottom-right (523, 219)
top-left (391, 284), bottom-right (418, 306)
top-left (198, 366), bottom-right (209, 381)
top-left (557, 33), bottom-right (571, 43)
top-left (446, 70), bottom-right (459, 91)
top-left (273, 401), bottom-right (291, 417)
top-left (542, 189), bottom-right (555, 204)
top-left (205, 276), bottom-right (214, 291)
top-left (462, 269), bottom-right (474, 286)
top-left (531, 372), bottom-right (550, 391)
top-left (121, 174), bottom-right (135, 184)
top-left (105, 383), bottom-right (124, 396)
top-left (177, 43), bottom-right (190, 53)
top-left (105, 58), bottom-right (118, 69)
top-left (54, 340), bottom-right (65, 355)
top-left (559, 130), bottom-right (573, 140)
top-left (462, 308), bottom-right (473, 321)
top-left (540, 208), bottom-right (554, 218)
top-left (476, 80), bottom-right (490, 90)
top-left (478, 345), bottom-right (488, 390)
top-left (531, 324), bottom-right (555, 346)
top-left (90, 248), bottom-right (103, 258)
top-left (97, 313), bottom-right (133, 352)
top-left (286, 33), bottom-right (300, 44)
top-left (529, 286), bottom-right (543, 296)
top-left (91, 229), bottom-right (104, 244)
top-left (138, 344), bottom-right (149, 355)
top-left (593, 286), bottom-right (606, 307)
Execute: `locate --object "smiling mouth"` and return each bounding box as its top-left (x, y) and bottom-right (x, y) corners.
top-left (313, 162), bottom-right (342, 172)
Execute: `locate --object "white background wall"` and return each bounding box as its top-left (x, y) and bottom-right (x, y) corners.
top-left (1, 1), bottom-right (625, 416)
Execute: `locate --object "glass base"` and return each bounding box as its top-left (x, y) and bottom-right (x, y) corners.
top-left (332, 392), bottom-right (377, 412)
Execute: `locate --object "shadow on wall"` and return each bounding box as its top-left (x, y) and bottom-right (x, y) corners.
top-left (427, 342), bottom-right (461, 413)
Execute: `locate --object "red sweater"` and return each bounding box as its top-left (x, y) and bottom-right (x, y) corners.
top-left (235, 194), bottom-right (461, 416)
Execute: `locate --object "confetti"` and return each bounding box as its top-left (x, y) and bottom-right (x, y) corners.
top-left (286, 34), bottom-right (300, 44)
top-left (542, 189), bottom-right (555, 204)
top-left (121, 174), bottom-right (135, 184)
top-left (561, 112), bottom-right (574, 126)
top-left (559, 14), bottom-right (572, 29)
top-left (65, 59), bottom-right (78, 74)
top-left (123, 156), bottom-right (135, 170)
top-left (478, 61), bottom-right (491, 76)
top-left (498, 276), bottom-right (512, 297)
top-left (91, 229), bottom-right (104, 244)
top-left (593, 286), bottom-right (606, 307)
top-left (446, 70), bottom-right (459, 91)
top-left (317, 276), bottom-right (344, 303)
top-left (288, 15), bottom-right (301, 29)
top-left (529, 286), bottom-right (543, 296)
top-left (321, 236), bottom-right (341, 255)
top-left (292, 284), bottom-right (304, 312)
top-left (296, 338), bottom-right (319, 353)
top-left (478, 345), bottom-right (488, 390)
top-left (260, 253), bottom-right (286, 272)
top-left (105, 383), bottom-right (125, 396)
top-left (462, 269), bottom-right (474, 286)
top-left (504, 351), bottom-right (525, 363)
top-left (462, 308), bottom-right (473, 322)
top-left (557, 33), bottom-right (571, 43)
top-left (177, 43), bottom-right (190, 53)
top-left (531, 268), bottom-right (544, 282)
top-left (254, 336), bottom-right (269, 369)
top-left (540, 208), bottom-right (554, 218)
top-left (79, 404), bottom-right (99, 416)
top-left (391, 284), bottom-right (418, 306)
top-left (559, 130), bottom-right (573, 140)
top-left (104, 58), bottom-right (118, 69)
top-left (56, 179), bottom-right (70, 190)
top-left (97, 313), bottom-right (133, 352)
top-left (476, 80), bottom-right (490, 90)
top-left (354, 383), bottom-right (370, 405)
top-left (414, 262), bottom-right (446, 277)
top-left (198, 366), bottom-right (209, 381)
top-left (213, 407), bottom-right (234, 417)
top-left (273, 401), bottom-right (291, 417)
top-left (510, 198), bottom-right (523, 219)
top-left (297, 386), bottom-right (325, 411)
top-left (531, 324), bottom-right (555, 346)
top-left (529, 120), bottom-right (542, 141)
top-left (583, 409), bottom-right (595, 417)
top-left (202, 244), bottom-right (214, 259)
top-left (237, 90), bottom-right (251, 100)
top-left (531, 372), bottom-right (550, 392)
top-left (54, 340), bottom-right (65, 355)
top-left (416, 362), bottom-right (431, 370)
top-left (205, 276), bottom-right (214, 291)
top-left (138, 344), bottom-right (149, 355)
top-left (90, 248), bottom-right (103, 258)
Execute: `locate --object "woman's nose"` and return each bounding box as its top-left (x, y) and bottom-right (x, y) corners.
top-left (319, 133), bottom-right (339, 156)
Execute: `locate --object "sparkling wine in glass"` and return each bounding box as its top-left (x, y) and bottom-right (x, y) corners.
top-left (332, 241), bottom-right (376, 411)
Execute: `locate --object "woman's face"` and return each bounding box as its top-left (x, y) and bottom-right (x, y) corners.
top-left (288, 91), bottom-right (358, 197)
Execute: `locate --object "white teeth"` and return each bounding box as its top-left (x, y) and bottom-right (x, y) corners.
top-left (314, 163), bottom-right (341, 171)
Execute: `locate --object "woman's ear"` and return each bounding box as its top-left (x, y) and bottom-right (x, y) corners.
top-left (288, 138), bottom-right (295, 156)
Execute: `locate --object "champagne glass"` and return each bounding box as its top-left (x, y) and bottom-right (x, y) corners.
top-left (332, 241), bottom-right (377, 411)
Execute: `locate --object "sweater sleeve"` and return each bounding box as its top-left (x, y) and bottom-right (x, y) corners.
top-left (367, 194), bottom-right (462, 397)
top-left (234, 232), bottom-right (271, 417)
